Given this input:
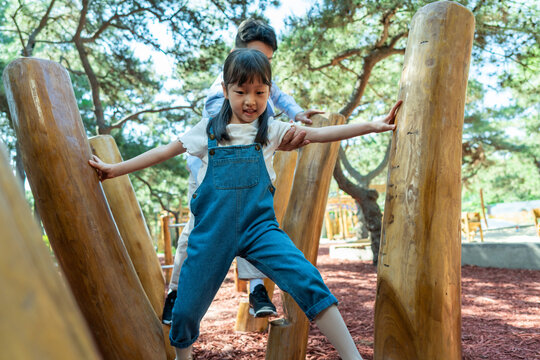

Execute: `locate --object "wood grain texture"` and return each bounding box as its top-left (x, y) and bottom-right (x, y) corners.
top-left (161, 214), bottom-right (174, 284)
top-left (3, 57), bottom-right (167, 360)
top-left (89, 136), bottom-right (175, 359)
top-left (0, 143), bottom-right (101, 360)
top-left (374, 2), bottom-right (475, 359)
top-left (89, 135), bottom-right (166, 316)
top-left (266, 113), bottom-right (345, 360)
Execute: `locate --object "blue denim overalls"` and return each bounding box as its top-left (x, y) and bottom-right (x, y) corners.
top-left (170, 130), bottom-right (338, 348)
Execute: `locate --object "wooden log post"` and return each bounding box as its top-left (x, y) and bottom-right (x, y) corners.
top-left (3, 58), bottom-right (167, 360)
top-left (89, 136), bottom-right (175, 360)
top-left (235, 150), bottom-right (298, 332)
top-left (324, 211), bottom-right (334, 240)
top-left (161, 214), bottom-right (174, 284)
top-left (374, 2), bottom-right (474, 360)
top-left (0, 143), bottom-right (101, 359)
top-left (89, 135), bottom-right (165, 315)
top-left (266, 113), bottom-right (345, 360)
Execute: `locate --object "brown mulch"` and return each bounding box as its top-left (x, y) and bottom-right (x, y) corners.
top-left (166, 244), bottom-right (540, 360)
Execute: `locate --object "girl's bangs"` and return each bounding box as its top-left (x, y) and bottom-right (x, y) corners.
top-left (227, 55), bottom-right (271, 87)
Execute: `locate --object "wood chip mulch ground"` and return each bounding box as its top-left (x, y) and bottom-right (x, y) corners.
top-left (167, 244), bottom-right (540, 359)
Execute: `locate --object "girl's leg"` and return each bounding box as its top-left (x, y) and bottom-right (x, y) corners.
top-left (174, 345), bottom-right (192, 360)
top-left (241, 227), bottom-right (361, 359)
top-left (315, 305), bottom-right (363, 360)
top-left (169, 233), bottom-right (236, 349)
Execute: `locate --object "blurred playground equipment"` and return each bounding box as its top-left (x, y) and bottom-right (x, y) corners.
top-left (461, 212), bottom-right (484, 242)
top-left (533, 208), bottom-right (540, 236)
top-left (324, 194), bottom-right (359, 240)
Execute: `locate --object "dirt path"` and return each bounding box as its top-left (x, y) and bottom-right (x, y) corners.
top-left (171, 244), bottom-right (540, 359)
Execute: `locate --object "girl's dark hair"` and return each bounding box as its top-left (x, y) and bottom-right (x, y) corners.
top-left (207, 48), bottom-right (272, 145)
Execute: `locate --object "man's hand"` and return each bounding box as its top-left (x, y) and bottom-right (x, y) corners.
top-left (294, 109), bottom-right (325, 125)
top-left (277, 126), bottom-right (310, 151)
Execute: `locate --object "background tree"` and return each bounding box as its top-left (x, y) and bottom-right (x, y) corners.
top-left (274, 0), bottom-right (539, 264)
top-left (0, 0), bottom-right (279, 239)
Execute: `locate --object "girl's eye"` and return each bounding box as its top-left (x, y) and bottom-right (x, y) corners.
top-left (235, 91), bottom-right (244, 95)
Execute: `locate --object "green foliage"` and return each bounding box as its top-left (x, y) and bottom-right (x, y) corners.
top-left (0, 0), bottom-right (538, 236)
top-left (275, 0), bottom-right (539, 211)
top-left (0, 0), bottom-right (280, 237)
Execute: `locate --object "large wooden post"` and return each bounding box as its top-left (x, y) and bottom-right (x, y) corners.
top-left (89, 135), bottom-right (165, 315)
top-left (3, 58), bottom-right (167, 360)
top-left (266, 113), bottom-right (345, 360)
top-left (234, 150), bottom-right (298, 332)
top-left (89, 135), bottom-right (175, 360)
top-left (0, 143), bottom-right (101, 359)
top-left (374, 2), bottom-right (474, 359)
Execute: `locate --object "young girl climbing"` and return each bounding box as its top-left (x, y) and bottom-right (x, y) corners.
top-left (89, 48), bottom-right (401, 360)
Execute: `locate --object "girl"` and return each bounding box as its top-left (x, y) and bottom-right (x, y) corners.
top-left (89, 48), bottom-right (401, 360)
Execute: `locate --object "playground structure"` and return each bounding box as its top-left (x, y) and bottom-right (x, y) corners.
top-left (375, 2), bottom-right (473, 359)
top-left (461, 212), bottom-right (484, 242)
top-left (324, 194), bottom-right (360, 241)
top-left (1, 1), bottom-right (475, 359)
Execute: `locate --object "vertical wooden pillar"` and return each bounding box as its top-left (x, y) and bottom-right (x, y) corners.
top-left (234, 150), bottom-right (298, 332)
top-left (89, 136), bottom-right (175, 359)
top-left (324, 211), bottom-right (334, 240)
top-left (161, 214), bottom-right (173, 284)
top-left (0, 144), bottom-right (101, 359)
top-left (89, 135), bottom-right (165, 315)
top-left (3, 58), bottom-right (167, 360)
top-left (374, 2), bottom-right (474, 360)
top-left (266, 113), bottom-right (345, 360)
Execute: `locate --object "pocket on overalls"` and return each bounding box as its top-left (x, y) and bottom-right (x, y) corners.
top-left (213, 157), bottom-right (259, 189)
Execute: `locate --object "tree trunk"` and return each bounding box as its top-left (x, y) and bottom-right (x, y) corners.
top-left (333, 161), bottom-right (383, 265)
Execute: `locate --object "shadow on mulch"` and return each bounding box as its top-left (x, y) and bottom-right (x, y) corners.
top-left (166, 244), bottom-right (540, 360)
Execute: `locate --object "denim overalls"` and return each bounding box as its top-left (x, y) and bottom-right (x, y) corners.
top-left (170, 130), bottom-right (338, 348)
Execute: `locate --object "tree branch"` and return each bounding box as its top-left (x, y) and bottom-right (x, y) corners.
top-left (23, 0), bottom-right (57, 56)
top-left (109, 105), bottom-right (195, 130)
top-left (134, 174), bottom-right (178, 217)
top-left (308, 48), bottom-right (363, 71)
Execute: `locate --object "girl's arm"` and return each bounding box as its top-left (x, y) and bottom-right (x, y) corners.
top-left (300, 101), bottom-right (402, 144)
top-left (88, 140), bottom-right (186, 181)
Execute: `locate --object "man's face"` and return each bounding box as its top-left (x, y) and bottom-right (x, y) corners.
top-left (246, 41), bottom-right (274, 63)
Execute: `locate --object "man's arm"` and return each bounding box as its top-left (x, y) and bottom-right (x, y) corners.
top-left (203, 74), bottom-right (225, 119)
top-left (270, 82), bottom-right (323, 125)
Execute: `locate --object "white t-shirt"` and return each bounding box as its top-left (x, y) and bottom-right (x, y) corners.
top-left (179, 117), bottom-right (292, 186)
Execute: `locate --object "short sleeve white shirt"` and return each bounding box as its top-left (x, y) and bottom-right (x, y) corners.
top-left (179, 117), bottom-right (292, 186)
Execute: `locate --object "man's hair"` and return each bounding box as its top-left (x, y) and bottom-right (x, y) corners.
top-left (235, 18), bottom-right (278, 51)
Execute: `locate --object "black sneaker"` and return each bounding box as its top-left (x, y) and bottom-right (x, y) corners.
top-left (162, 290), bottom-right (177, 325)
top-left (249, 284), bottom-right (277, 317)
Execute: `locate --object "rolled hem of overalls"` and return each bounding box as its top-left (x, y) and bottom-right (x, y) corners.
top-left (304, 294), bottom-right (339, 321)
top-left (169, 333), bottom-right (199, 349)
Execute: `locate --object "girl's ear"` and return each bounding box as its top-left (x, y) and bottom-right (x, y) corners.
top-left (222, 81), bottom-right (228, 99)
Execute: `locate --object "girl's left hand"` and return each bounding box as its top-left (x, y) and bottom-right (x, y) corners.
top-left (382, 100), bottom-right (403, 125)
top-left (373, 100), bottom-right (403, 133)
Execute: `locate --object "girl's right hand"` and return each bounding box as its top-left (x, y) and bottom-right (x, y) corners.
top-left (88, 155), bottom-right (116, 181)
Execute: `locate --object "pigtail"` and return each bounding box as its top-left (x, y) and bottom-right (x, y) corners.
top-left (207, 99), bottom-right (232, 142)
top-left (254, 108), bottom-right (269, 145)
